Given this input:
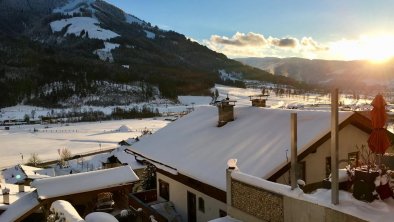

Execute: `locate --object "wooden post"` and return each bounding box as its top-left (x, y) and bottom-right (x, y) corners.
top-left (331, 88), bottom-right (339, 204)
top-left (291, 113), bottom-right (297, 190)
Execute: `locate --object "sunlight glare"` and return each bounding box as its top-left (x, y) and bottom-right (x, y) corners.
top-left (329, 35), bottom-right (394, 63)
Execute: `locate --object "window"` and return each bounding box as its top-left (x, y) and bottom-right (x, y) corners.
top-left (159, 179), bottom-right (169, 201)
top-left (198, 197), bottom-right (205, 212)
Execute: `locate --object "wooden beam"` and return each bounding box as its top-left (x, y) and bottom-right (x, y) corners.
top-left (290, 113), bottom-right (297, 190)
top-left (331, 88), bottom-right (339, 205)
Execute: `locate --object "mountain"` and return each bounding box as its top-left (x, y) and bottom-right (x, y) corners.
top-left (0, 0), bottom-right (301, 108)
top-left (236, 57), bottom-right (394, 90)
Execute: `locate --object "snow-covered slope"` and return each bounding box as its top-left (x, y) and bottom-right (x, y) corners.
top-left (53, 0), bottom-right (95, 15)
top-left (50, 17), bottom-right (119, 40)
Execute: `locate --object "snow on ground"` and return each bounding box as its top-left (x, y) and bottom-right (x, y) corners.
top-left (0, 119), bottom-right (169, 168)
top-left (125, 14), bottom-right (144, 25)
top-left (177, 96), bottom-right (212, 106)
top-left (0, 85), bottom-right (382, 169)
top-left (53, 0), bottom-right (95, 15)
top-left (50, 17), bottom-right (120, 40)
top-left (93, 42), bottom-right (120, 62)
top-left (214, 84), bottom-right (373, 110)
top-left (218, 70), bottom-right (242, 81)
top-left (144, 30), bottom-right (155, 39)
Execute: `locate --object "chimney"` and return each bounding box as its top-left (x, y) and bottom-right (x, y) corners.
top-left (2, 188), bottom-right (10, 205)
top-left (18, 184), bottom-right (25, 193)
top-left (249, 94), bottom-right (269, 107)
top-left (217, 96), bottom-right (236, 127)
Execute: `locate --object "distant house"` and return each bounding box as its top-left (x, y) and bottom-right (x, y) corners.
top-left (0, 166), bottom-right (139, 222)
top-left (128, 104), bottom-right (383, 222)
top-left (118, 140), bottom-right (131, 146)
top-left (2, 165), bottom-right (55, 185)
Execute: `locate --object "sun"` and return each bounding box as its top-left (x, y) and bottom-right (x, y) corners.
top-left (330, 35), bottom-right (394, 63)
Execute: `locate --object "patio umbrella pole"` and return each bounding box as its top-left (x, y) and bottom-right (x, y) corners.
top-left (331, 88), bottom-right (339, 205)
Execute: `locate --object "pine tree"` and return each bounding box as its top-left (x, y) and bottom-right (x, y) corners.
top-left (141, 164), bottom-right (156, 190)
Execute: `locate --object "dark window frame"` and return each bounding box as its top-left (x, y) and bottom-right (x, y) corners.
top-left (159, 179), bottom-right (169, 201)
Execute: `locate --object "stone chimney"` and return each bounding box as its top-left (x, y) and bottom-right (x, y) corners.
top-left (249, 94), bottom-right (269, 107)
top-left (217, 96), bottom-right (236, 127)
top-left (2, 188), bottom-right (10, 205)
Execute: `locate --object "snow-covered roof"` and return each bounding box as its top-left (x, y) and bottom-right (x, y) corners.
top-left (113, 147), bottom-right (145, 170)
top-left (131, 106), bottom-right (356, 190)
top-left (2, 165), bottom-right (54, 184)
top-left (0, 191), bottom-right (40, 222)
top-left (31, 166), bottom-right (139, 199)
top-left (0, 184), bottom-right (35, 209)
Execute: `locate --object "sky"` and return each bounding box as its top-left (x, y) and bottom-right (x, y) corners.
top-left (107, 0), bottom-right (394, 61)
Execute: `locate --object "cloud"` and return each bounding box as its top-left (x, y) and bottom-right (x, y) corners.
top-left (209, 32), bottom-right (267, 47)
top-left (269, 37), bottom-right (298, 48)
top-left (301, 37), bottom-right (329, 51)
top-left (203, 32), bottom-right (329, 58)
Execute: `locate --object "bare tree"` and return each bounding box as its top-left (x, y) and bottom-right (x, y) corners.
top-left (59, 148), bottom-right (72, 167)
top-left (27, 153), bottom-right (42, 166)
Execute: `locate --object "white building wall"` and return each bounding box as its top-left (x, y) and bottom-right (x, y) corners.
top-left (157, 172), bottom-right (227, 222)
top-left (276, 124), bottom-right (370, 185)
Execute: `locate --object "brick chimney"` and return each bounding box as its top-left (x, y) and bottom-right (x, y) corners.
top-left (249, 94), bottom-right (269, 107)
top-left (217, 96), bottom-right (236, 127)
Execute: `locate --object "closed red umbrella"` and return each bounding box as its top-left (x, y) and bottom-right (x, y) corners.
top-left (367, 94), bottom-right (390, 154)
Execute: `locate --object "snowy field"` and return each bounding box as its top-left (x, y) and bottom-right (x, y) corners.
top-left (0, 84), bottom-right (382, 169)
top-left (0, 119), bottom-right (169, 168)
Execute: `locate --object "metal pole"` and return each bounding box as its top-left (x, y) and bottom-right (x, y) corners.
top-left (331, 88), bottom-right (339, 204)
top-left (291, 113), bottom-right (297, 190)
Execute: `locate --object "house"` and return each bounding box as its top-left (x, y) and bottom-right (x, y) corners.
top-left (127, 103), bottom-right (383, 222)
top-left (0, 166), bottom-right (139, 222)
top-left (2, 164), bottom-right (55, 185)
top-left (118, 140), bottom-right (131, 146)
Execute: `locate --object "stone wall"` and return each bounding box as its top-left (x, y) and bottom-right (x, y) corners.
top-left (229, 177), bottom-right (367, 222)
top-left (231, 179), bottom-right (283, 222)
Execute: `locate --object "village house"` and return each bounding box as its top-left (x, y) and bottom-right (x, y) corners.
top-left (127, 99), bottom-right (386, 222)
top-left (0, 166), bottom-right (139, 222)
top-left (2, 164), bottom-right (55, 185)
